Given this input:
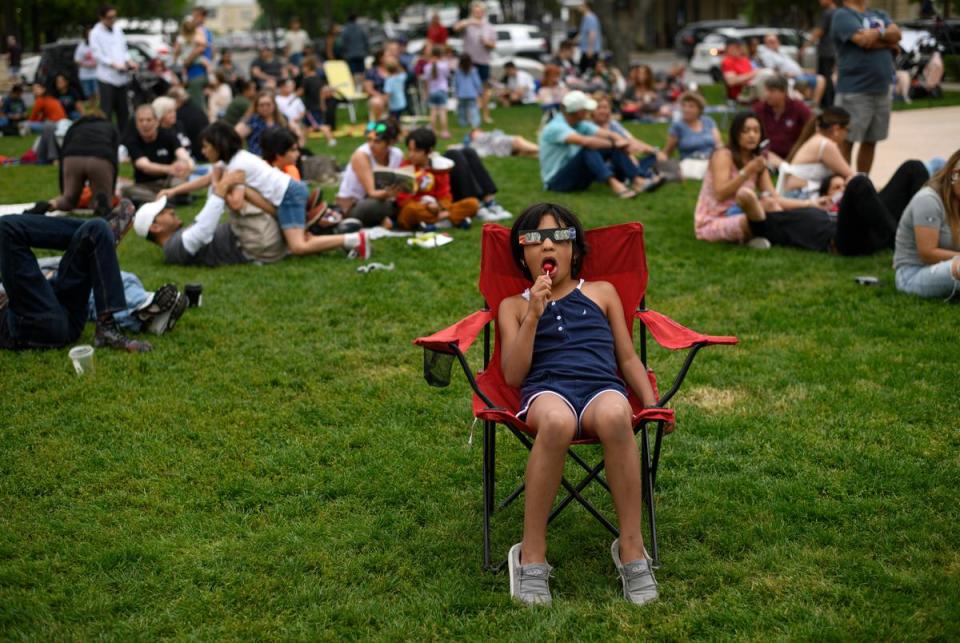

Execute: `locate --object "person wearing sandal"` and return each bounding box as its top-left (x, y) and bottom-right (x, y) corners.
top-left (538, 91), bottom-right (646, 199)
top-left (591, 94), bottom-right (666, 194)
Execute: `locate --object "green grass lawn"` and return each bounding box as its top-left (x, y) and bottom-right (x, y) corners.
top-left (0, 99), bottom-right (958, 639)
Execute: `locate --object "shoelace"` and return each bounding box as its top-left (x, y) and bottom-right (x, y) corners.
top-left (622, 561), bottom-right (658, 596)
top-left (518, 565), bottom-right (552, 601)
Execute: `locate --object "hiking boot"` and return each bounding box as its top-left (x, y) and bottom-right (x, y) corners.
top-left (347, 230), bottom-right (372, 260)
top-left (611, 538), bottom-right (658, 606)
top-left (146, 290), bottom-right (187, 335)
top-left (107, 198), bottom-right (136, 246)
top-left (135, 283), bottom-right (179, 324)
top-left (508, 543), bottom-right (553, 606)
top-left (93, 192), bottom-right (111, 219)
top-left (94, 318), bottom-right (153, 353)
top-left (24, 201), bottom-right (52, 215)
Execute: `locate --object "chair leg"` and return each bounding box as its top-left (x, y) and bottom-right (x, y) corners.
top-left (348, 101), bottom-right (357, 124)
top-left (482, 420), bottom-right (496, 571)
top-left (641, 424), bottom-right (660, 568)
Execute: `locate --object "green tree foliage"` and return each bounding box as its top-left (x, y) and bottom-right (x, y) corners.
top-left (3, 0), bottom-right (189, 51)
top-left (255, 0), bottom-right (410, 35)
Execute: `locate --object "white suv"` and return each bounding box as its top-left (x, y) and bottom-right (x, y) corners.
top-left (492, 24), bottom-right (549, 59)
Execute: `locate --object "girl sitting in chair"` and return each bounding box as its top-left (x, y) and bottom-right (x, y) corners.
top-left (498, 202), bottom-right (664, 607)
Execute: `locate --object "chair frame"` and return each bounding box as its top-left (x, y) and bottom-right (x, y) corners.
top-left (415, 223), bottom-right (736, 572)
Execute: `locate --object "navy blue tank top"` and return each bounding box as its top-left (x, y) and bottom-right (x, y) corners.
top-left (520, 281), bottom-right (624, 397)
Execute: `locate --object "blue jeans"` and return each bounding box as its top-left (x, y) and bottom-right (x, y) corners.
top-left (546, 147), bottom-right (638, 192)
top-left (0, 216), bottom-right (125, 349)
top-left (277, 179), bottom-right (310, 230)
top-left (87, 270), bottom-right (147, 332)
top-left (896, 261), bottom-right (960, 300)
top-left (457, 98), bottom-right (479, 127)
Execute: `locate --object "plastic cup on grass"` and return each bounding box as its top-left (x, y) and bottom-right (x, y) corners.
top-left (69, 345), bottom-right (95, 375)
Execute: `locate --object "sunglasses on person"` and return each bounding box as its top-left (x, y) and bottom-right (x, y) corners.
top-left (365, 122), bottom-right (388, 135)
top-left (518, 228), bottom-right (577, 245)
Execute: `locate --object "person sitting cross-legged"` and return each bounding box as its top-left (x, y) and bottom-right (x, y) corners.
top-left (0, 204), bottom-right (151, 352)
top-left (121, 103), bottom-right (195, 205)
top-left (538, 90), bottom-right (644, 198)
top-left (394, 128), bottom-right (479, 231)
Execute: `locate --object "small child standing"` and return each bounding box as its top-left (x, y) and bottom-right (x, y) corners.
top-left (498, 203), bottom-right (663, 607)
top-left (394, 128), bottom-right (479, 230)
top-left (453, 54), bottom-right (482, 128)
top-left (383, 60), bottom-right (408, 121)
top-left (423, 47), bottom-right (452, 138)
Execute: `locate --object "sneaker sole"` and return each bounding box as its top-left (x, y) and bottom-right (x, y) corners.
top-left (508, 543), bottom-right (521, 601)
top-left (163, 292), bottom-right (188, 333)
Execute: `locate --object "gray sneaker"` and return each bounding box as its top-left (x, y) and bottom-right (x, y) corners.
top-left (611, 538), bottom-right (658, 606)
top-left (508, 543), bottom-right (553, 606)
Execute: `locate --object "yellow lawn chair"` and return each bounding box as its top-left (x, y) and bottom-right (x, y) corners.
top-left (323, 59), bottom-right (363, 124)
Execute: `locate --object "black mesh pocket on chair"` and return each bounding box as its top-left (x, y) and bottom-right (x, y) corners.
top-left (424, 349), bottom-right (455, 387)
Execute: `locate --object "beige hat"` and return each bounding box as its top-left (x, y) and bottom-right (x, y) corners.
top-left (134, 196), bottom-right (167, 238)
top-left (562, 90), bottom-right (597, 113)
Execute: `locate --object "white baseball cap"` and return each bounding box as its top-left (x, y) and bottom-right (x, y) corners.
top-left (562, 90), bottom-right (597, 113)
top-left (134, 196), bottom-right (167, 238)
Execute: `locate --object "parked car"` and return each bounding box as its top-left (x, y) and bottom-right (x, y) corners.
top-left (33, 39), bottom-right (158, 88)
top-left (125, 33), bottom-right (173, 66)
top-left (408, 23), bottom-right (548, 60)
top-left (901, 18), bottom-right (960, 55)
top-left (674, 19), bottom-right (748, 59)
top-left (491, 23), bottom-right (549, 59)
top-left (690, 27), bottom-right (809, 76)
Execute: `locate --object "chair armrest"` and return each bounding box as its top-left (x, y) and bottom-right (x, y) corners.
top-left (413, 309), bottom-right (495, 355)
top-left (635, 309), bottom-right (738, 351)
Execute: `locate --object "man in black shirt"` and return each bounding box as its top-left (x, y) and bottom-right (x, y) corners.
top-left (810, 0), bottom-right (839, 106)
top-left (250, 47), bottom-right (286, 89)
top-left (169, 87), bottom-right (210, 162)
top-left (122, 103), bottom-right (193, 205)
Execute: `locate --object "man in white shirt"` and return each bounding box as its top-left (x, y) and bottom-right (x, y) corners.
top-left (498, 62), bottom-right (537, 106)
top-left (758, 33), bottom-right (826, 104)
top-left (89, 4), bottom-right (136, 127)
top-left (283, 18), bottom-right (310, 68)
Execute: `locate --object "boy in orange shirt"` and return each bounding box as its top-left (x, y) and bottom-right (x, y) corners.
top-left (28, 83), bottom-right (68, 133)
top-left (395, 128), bottom-right (479, 230)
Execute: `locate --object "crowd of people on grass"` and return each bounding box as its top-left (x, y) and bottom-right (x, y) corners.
top-left (1, 0), bottom-right (959, 610)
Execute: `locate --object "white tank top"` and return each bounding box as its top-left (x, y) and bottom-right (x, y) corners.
top-left (337, 142), bottom-right (404, 201)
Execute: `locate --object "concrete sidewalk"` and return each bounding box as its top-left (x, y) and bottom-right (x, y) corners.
top-left (869, 106), bottom-right (960, 186)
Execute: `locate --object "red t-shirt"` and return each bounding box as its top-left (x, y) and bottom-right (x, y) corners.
top-left (720, 55), bottom-right (753, 100)
top-left (427, 23), bottom-right (448, 45)
top-left (29, 96), bottom-right (67, 122)
top-left (751, 99), bottom-right (813, 158)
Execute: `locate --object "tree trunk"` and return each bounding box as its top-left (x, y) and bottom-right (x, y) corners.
top-left (592, 0), bottom-right (655, 72)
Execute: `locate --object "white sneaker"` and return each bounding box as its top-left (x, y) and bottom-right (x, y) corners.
top-left (347, 230), bottom-right (372, 260)
top-left (747, 236), bottom-right (772, 249)
top-left (487, 202), bottom-right (513, 220)
top-left (476, 207), bottom-right (497, 222)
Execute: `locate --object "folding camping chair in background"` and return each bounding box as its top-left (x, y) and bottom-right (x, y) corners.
top-left (323, 59), bottom-right (364, 124)
top-left (414, 222), bottom-right (738, 571)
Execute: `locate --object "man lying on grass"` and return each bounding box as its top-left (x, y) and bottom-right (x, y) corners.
top-left (135, 168), bottom-right (370, 267)
top-left (0, 202), bottom-right (152, 352)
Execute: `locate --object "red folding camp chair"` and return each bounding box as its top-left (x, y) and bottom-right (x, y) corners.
top-left (414, 222), bottom-right (737, 571)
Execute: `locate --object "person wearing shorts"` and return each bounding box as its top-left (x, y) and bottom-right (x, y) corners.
top-left (830, 0), bottom-right (901, 174)
top-left (893, 153), bottom-right (960, 300)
